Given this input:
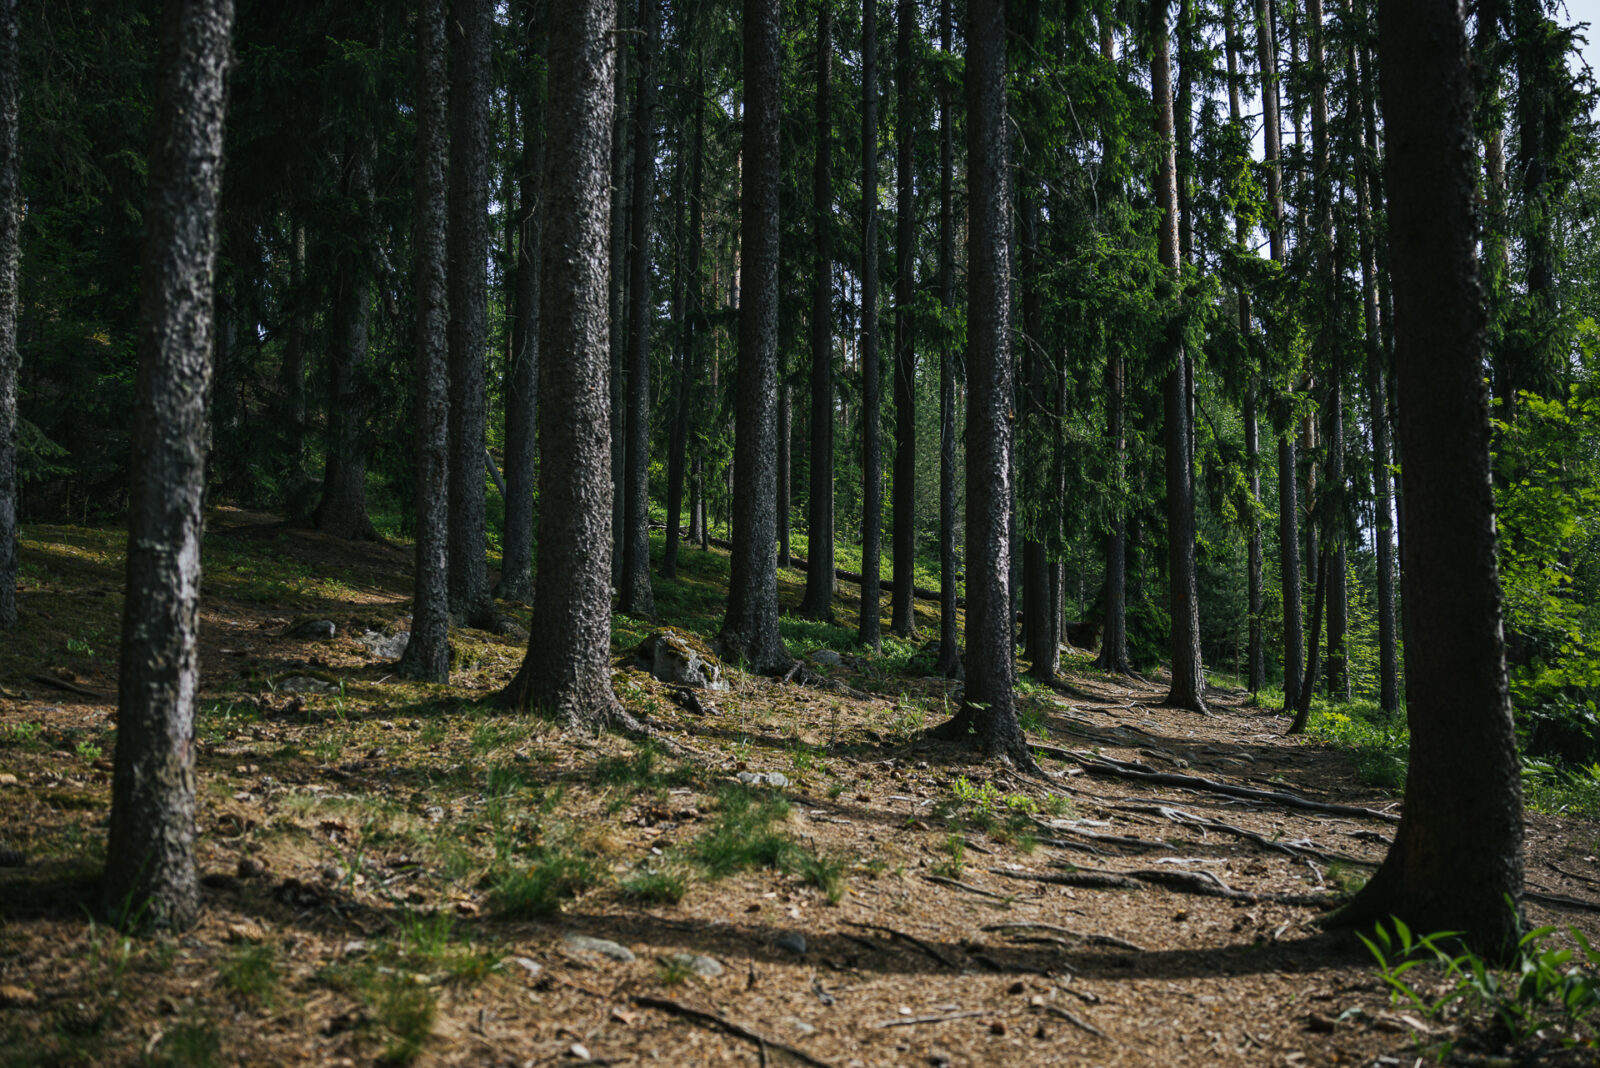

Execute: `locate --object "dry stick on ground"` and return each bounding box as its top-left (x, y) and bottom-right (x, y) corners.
top-left (27, 673), bottom-right (106, 699)
top-left (981, 921), bottom-right (1148, 952)
top-left (921, 874), bottom-right (1022, 901)
top-left (1031, 745), bottom-right (1403, 823)
top-left (988, 866), bottom-right (1335, 908)
top-left (1042, 1004), bottom-right (1108, 1039)
top-left (632, 996), bottom-right (834, 1068)
top-left (843, 921), bottom-right (960, 969)
top-left (870, 1009), bottom-right (991, 1029)
top-left (1524, 889), bottom-right (1600, 914)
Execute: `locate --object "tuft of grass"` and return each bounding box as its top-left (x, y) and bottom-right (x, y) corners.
top-left (375, 977), bottom-right (437, 1065)
top-left (620, 863), bottom-right (691, 905)
top-left (690, 786), bottom-right (793, 877)
top-left (931, 834), bottom-right (966, 879)
top-left (147, 1019), bottom-right (222, 1068)
top-left (791, 847), bottom-right (850, 904)
top-left (492, 849), bottom-right (601, 918)
top-left (219, 943), bottom-right (278, 1004)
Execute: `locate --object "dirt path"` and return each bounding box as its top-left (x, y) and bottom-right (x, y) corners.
top-left (1, 513), bottom-right (1598, 1066)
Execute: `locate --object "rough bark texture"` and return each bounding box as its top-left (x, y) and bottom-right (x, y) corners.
top-left (799, 4), bottom-right (836, 620)
top-left (663, 64), bottom-right (705, 582)
top-left (889, 0), bottom-right (916, 638)
top-left (619, 0), bottom-right (659, 617)
top-left (929, 0), bottom-right (1034, 772)
top-left (501, 0), bottom-right (632, 730)
top-left (778, 381), bottom-right (791, 568)
top-left (608, 10), bottom-right (631, 584)
top-left (498, 0), bottom-right (547, 605)
top-left (934, 0), bottom-right (959, 677)
top-left (279, 221), bottom-right (308, 481)
top-left (1337, 0), bottom-right (1524, 956)
top-left (313, 141), bottom-right (378, 541)
top-left (446, 0), bottom-right (494, 625)
top-left (1153, 4), bottom-right (1206, 714)
top-left (1021, 192), bottom-right (1057, 681)
top-left (0, 0), bottom-right (17, 630)
top-left (398, 0), bottom-right (452, 684)
top-left (858, 0), bottom-right (882, 650)
top-left (715, 0), bottom-right (789, 675)
top-left (104, 0), bottom-right (234, 931)
top-left (1095, 29), bottom-right (1129, 677)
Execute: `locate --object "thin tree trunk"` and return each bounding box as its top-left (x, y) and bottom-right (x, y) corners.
top-left (716, 0), bottom-right (789, 675)
top-left (778, 379), bottom-right (791, 568)
top-left (0, 0), bottom-right (17, 631)
top-left (104, 0), bottom-right (235, 931)
top-left (800, 3), bottom-right (836, 618)
top-left (890, 0), bottom-right (916, 638)
top-left (279, 221), bottom-right (308, 482)
top-left (929, 0), bottom-right (1036, 771)
top-left (498, 0), bottom-right (547, 605)
top-left (665, 61), bottom-right (705, 580)
top-left (500, 0), bottom-right (634, 731)
top-left (1021, 186), bottom-right (1056, 681)
top-left (398, 0), bottom-right (452, 683)
top-left (619, 0), bottom-right (658, 616)
top-left (1288, 543), bottom-right (1328, 732)
top-left (935, 0), bottom-right (960, 677)
top-left (446, 0), bottom-right (494, 625)
top-left (1336, 0), bottom-right (1522, 953)
top-left (858, 0), bottom-right (883, 650)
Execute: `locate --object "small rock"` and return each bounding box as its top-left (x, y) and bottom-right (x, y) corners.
top-left (318, 862), bottom-right (343, 883)
top-left (0, 985), bottom-right (37, 1007)
top-left (776, 932), bottom-right (807, 955)
top-left (927, 1050), bottom-right (952, 1068)
top-left (509, 956), bottom-right (543, 978)
top-left (809, 649), bottom-right (844, 667)
top-left (736, 771), bottom-right (790, 789)
top-left (0, 774), bottom-right (18, 787)
top-left (226, 921), bottom-right (267, 944)
top-left (279, 676), bottom-right (335, 694)
top-left (633, 629), bottom-right (728, 691)
top-left (1306, 1013), bottom-right (1336, 1033)
top-left (237, 856), bottom-right (266, 879)
top-left (289, 620), bottom-right (337, 640)
top-left (569, 1044), bottom-right (591, 1061)
top-left (1007, 980), bottom-right (1026, 995)
top-left (563, 933), bottom-right (636, 963)
top-left (664, 953), bottom-right (723, 978)
top-left (357, 630), bottom-right (410, 660)
top-left (989, 1020), bottom-right (1007, 1036)
top-left (792, 1021), bottom-right (816, 1036)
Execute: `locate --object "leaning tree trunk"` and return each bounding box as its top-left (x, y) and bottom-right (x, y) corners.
top-left (929, 0), bottom-right (1036, 772)
top-left (858, 0), bottom-right (883, 650)
top-left (500, 0), bottom-right (636, 731)
top-left (498, 0), bottom-right (547, 605)
top-left (1336, 0), bottom-right (1523, 956)
top-left (398, 0), bottom-right (452, 683)
top-left (934, 0), bottom-right (961, 677)
top-left (715, 0), bottom-right (790, 675)
top-left (889, 0), bottom-right (917, 638)
top-left (446, 0), bottom-right (494, 626)
top-left (1154, 1), bottom-right (1207, 714)
top-left (799, 5), bottom-right (836, 619)
top-left (314, 141), bottom-right (378, 542)
top-left (0, 0), bottom-right (18, 630)
top-left (104, 0), bottom-right (235, 932)
top-left (618, 0), bottom-right (659, 617)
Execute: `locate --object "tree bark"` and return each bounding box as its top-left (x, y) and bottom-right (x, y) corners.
top-left (0, 0), bottom-right (17, 631)
top-left (313, 140), bottom-right (378, 541)
top-left (446, 0), bottom-right (494, 625)
top-left (663, 60), bottom-right (705, 581)
top-left (279, 221), bottom-right (308, 483)
top-left (889, 0), bottom-right (916, 638)
top-left (1153, 0), bottom-right (1206, 714)
top-left (715, 0), bottom-right (790, 675)
top-left (799, 2), bottom-right (836, 619)
top-left (608, 6), bottom-right (631, 582)
top-left (858, 0), bottom-right (883, 650)
top-left (1021, 187), bottom-right (1057, 681)
top-left (1336, 0), bottom-right (1523, 956)
top-left (104, 0), bottom-right (235, 931)
top-left (619, 0), bottom-right (659, 617)
top-left (929, 0), bottom-right (1035, 772)
top-left (498, 0), bottom-right (547, 605)
top-left (500, 0), bottom-right (633, 731)
top-left (935, 0), bottom-right (960, 677)
top-left (398, 0), bottom-right (453, 684)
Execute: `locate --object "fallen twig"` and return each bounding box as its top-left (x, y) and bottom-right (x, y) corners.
top-left (27, 674), bottom-right (106, 699)
top-left (870, 1010), bottom-right (989, 1029)
top-left (1041, 1004), bottom-right (1107, 1039)
top-left (982, 922), bottom-right (1147, 952)
top-left (1525, 889), bottom-right (1600, 914)
top-left (633, 995), bottom-right (833, 1068)
top-left (843, 921), bottom-right (959, 969)
top-left (921, 874), bottom-right (1019, 902)
top-left (988, 866), bottom-right (1335, 908)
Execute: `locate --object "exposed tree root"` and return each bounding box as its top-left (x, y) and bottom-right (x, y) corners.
top-left (843, 921), bottom-right (960, 969)
top-left (1106, 803), bottom-right (1379, 866)
top-left (982, 921), bottom-right (1148, 952)
top-left (632, 995), bottom-right (833, 1068)
top-left (988, 866), bottom-right (1336, 907)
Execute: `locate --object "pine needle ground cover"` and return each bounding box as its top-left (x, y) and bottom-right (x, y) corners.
top-left (1, 509), bottom-right (1598, 1066)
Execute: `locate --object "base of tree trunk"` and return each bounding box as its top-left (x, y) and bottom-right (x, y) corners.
top-left (928, 703), bottom-right (1042, 775)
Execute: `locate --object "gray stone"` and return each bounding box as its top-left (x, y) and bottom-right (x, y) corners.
top-left (358, 630), bottom-right (410, 660)
top-left (279, 676), bottom-right (335, 694)
top-left (289, 619), bottom-right (337, 640)
top-left (663, 952), bottom-right (723, 978)
top-left (634, 629), bottom-right (728, 691)
top-left (776, 931), bottom-right (807, 955)
top-left (736, 771), bottom-right (790, 789)
top-left (563, 933), bottom-right (636, 963)
top-left (809, 648), bottom-right (844, 667)
top-left (508, 956), bottom-right (543, 978)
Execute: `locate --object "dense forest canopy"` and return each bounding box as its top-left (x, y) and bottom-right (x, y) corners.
top-left (3, 0), bottom-right (1600, 1016)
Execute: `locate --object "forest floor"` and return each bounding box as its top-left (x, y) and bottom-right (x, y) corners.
top-left (2, 508), bottom-right (1599, 1067)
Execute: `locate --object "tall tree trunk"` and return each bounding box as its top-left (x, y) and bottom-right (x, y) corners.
top-left (279, 221), bottom-right (308, 483)
top-left (858, 0), bottom-right (883, 650)
top-left (608, 9), bottom-right (631, 582)
top-left (399, 0), bottom-right (453, 683)
top-left (1154, 0), bottom-right (1207, 714)
top-left (498, 0), bottom-right (547, 605)
top-left (890, 0), bottom-right (916, 637)
top-left (104, 0), bottom-right (235, 931)
top-left (800, 3), bottom-right (836, 618)
top-left (446, 0), bottom-right (494, 625)
top-left (716, 0), bottom-right (790, 674)
top-left (314, 141), bottom-right (378, 541)
top-left (501, 0), bottom-right (636, 731)
top-left (1021, 188), bottom-right (1056, 681)
top-left (0, 0), bottom-right (16, 631)
top-left (1095, 25), bottom-right (1131, 676)
top-left (664, 61), bottom-right (705, 581)
top-left (619, 0), bottom-right (659, 616)
top-left (929, 0), bottom-right (1035, 771)
top-left (1336, 0), bottom-right (1522, 954)
top-left (1288, 543), bottom-right (1328, 731)
top-left (777, 379), bottom-right (791, 567)
top-left (935, 0), bottom-right (960, 676)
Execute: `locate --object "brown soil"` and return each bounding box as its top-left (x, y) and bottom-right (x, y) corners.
top-left (1, 509), bottom-right (1597, 1067)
